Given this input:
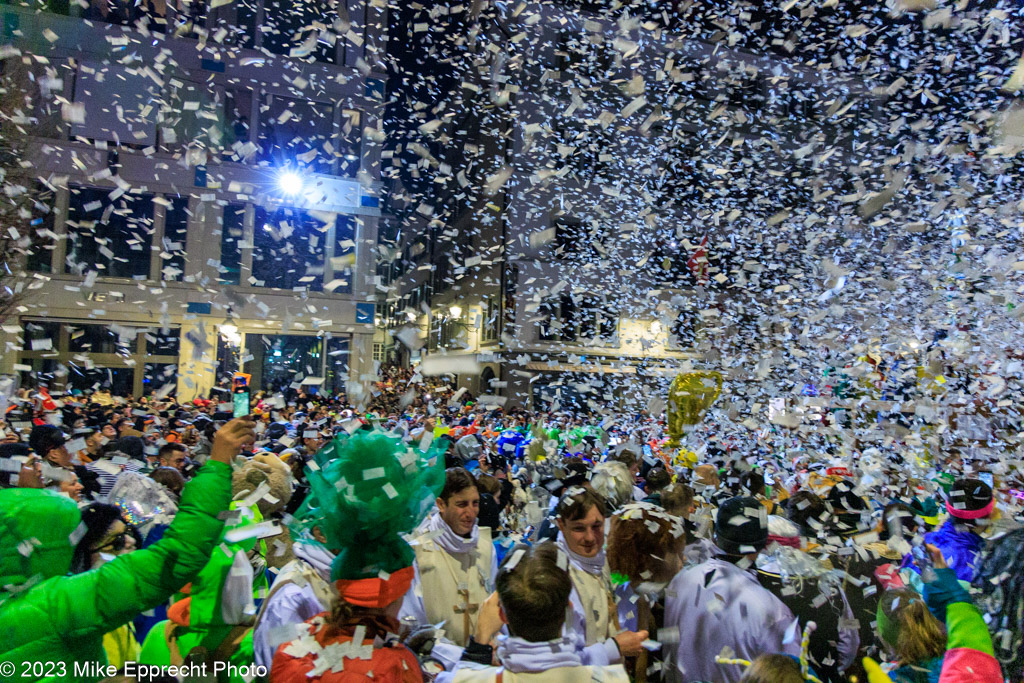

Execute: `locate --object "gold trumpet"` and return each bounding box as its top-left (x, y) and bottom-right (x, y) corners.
top-left (665, 371), bottom-right (723, 450)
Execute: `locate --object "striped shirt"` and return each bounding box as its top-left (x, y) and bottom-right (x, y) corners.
top-left (85, 457), bottom-right (145, 499)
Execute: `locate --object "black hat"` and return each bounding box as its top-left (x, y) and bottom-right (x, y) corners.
top-left (714, 496), bottom-right (769, 555)
top-left (265, 423), bottom-right (288, 442)
top-left (114, 436), bottom-right (145, 461)
top-left (947, 478), bottom-right (994, 520)
top-left (478, 492), bottom-right (502, 530)
top-left (29, 425), bottom-right (66, 456)
top-left (826, 480), bottom-right (868, 512)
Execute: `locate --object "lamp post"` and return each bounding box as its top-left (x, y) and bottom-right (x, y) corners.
top-left (218, 310), bottom-right (242, 382)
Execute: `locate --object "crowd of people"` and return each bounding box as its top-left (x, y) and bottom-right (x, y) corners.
top-left (0, 370), bottom-right (1022, 683)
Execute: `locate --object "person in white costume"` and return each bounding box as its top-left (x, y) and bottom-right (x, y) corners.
top-left (664, 496), bottom-right (801, 683)
top-left (448, 542), bottom-right (630, 683)
top-left (401, 467), bottom-right (499, 668)
top-left (553, 487), bottom-right (648, 666)
top-left (251, 533), bottom-right (336, 669)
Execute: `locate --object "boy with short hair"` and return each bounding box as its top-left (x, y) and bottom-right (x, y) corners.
top-left (451, 543), bottom-right (630, 682)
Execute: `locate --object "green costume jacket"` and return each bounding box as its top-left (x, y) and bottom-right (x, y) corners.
top-left (0, 460), bottom-right (231, 682)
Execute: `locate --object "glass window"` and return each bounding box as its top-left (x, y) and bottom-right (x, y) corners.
top-left (252, 206), bottom-right (326, 291)
top-left (163, 80), bottom-right (225, 152)
top-left (26, 183), bottom-right (57, 273)
top-left (72, 63), bottom-right (157, 146)
top-left (668, 314), bottom-right (697, 350)
top-left (22, 321), bottom-right (61, 352)
top-left (143, 363), bottom-right (177, 394)
top-left (208, 0), bottom-right (259, 49)
top-left (577, 295), bottom-right (617, 345)
top-left (143, 327), bottom-right (180, 356)
top-left (219, 203), bottom-right (245, 285)
top-left (244, 333), bottom-right (324, 392)
top-left (65, 186), bottom-right (155, 279)
top-left (326, 335), bottom-right (349, 395)
top-left (329, 214), bottom-right (355, 293)
top-left (257, 95), bottom-right (334, 174)
top-left (221, 89), bottom-right (254, 161)
top-left (17, 358), bottom-right (60, 388)
top-left (337, 109), bottom-right (361, 177)
top-left (216, 336), bottom-right (240, 387)
top-left (539, 295), bottom-right (574, 342)
top-left (169, 0), bottom-right (206, 37)
top-left (260, 0), bottom-right (338, 64)
top-left (482, 297), bottom-right (500, 343)
top-left (66, 365), bottom-right (134, 395)
top-left (68, 324), bottom-right (138, 354)
top-left (17, 0), bottom-right (72, 15)
top-left (82, 0), bottom-right (148, 26)
top-left (161, 196), bottom-right (189, 281)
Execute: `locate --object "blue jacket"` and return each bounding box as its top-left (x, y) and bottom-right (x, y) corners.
top-left (902, 519), bottom-right (984, 583)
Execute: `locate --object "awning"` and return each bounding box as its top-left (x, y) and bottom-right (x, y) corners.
top-left (524, 362), bottom-right (637, 374)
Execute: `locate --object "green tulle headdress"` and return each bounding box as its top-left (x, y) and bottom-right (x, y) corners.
top-left (291, 429), bottom-right (446, 584)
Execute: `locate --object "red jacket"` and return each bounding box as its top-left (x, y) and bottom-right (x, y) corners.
top-left (271, 614), bottom-right (423, 683)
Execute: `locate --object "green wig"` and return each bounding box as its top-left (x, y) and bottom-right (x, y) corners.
top-left (292, 429), bottom-right (446, 582)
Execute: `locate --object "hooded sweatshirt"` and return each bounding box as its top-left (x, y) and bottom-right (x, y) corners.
top-left (0, 460), bottom-right (231, 682)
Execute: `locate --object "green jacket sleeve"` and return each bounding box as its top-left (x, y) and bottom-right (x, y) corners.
top-left (944, 601), bottom-right (996, 657)
top-left (50, 460), bottom-right (232, 640)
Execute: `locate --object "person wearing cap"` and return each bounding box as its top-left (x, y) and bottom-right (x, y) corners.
top-left (664, 496), bottom-right (801, 683)
top-left (28, 423), bottom-right (101, 501)
top-left (271, 429), bottom-right (445, 682)
top-left (755, 515), bottom-right (860, 683)
top-left (903, 478), bottom-right (994, 584)
top-left (29, 424), bottom-right (72, 470)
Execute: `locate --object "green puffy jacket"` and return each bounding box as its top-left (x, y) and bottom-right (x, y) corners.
top-left (0, 460), bottom-right (231, 682)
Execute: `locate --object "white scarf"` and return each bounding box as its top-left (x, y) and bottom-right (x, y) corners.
top-left (293, 541), bottom-right (336, 581)
top-left (556, 531), bottom-right (606, 575)
top-left (428, 511), bottom-right (479, 554)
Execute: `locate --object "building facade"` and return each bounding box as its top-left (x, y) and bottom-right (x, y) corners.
top-left (378, 1), bottom-right (882, 411)
top-left (0, 0), bottom-right (386, 401)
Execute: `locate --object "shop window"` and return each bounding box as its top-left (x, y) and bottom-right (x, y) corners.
top-left (261, 0), bottom-right (338, 64)
top-left (326, 336), bottom-right (350, 395)
top-left (25, 184), bottom-right (57, 273)
top-left (68, 323), bottom-right (137, 354)
top-left (244, 333), bottom-right (324, 392)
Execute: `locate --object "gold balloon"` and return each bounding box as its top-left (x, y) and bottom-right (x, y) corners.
top-left (666, 371), bottom-right (722, 449)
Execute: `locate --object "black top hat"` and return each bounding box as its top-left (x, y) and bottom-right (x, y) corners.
top-left (714, 496), bottom-right (769, 555)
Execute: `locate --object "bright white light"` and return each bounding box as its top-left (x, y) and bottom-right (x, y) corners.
top-left (278, 171), bottom-right (303, 195)
top-left (219, 322), bottom-right (241, 346)
top-left (449, 305), bottom-right (463, 318)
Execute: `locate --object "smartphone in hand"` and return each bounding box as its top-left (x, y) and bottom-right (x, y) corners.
top-left (232, 391), bottom-right (250, 418)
